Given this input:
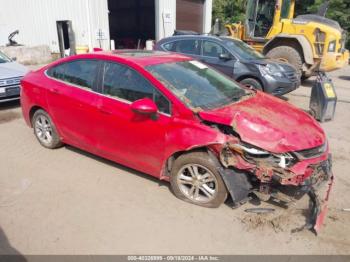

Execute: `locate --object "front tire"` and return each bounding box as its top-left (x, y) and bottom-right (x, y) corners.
top-left (239, 78), bottom-right (263, 91)
top-left (32, 109), bottom-right (63, 149)
top-left (170, 152), bottom-right (228, 208)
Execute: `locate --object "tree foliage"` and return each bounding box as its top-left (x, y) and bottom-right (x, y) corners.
top-left (212, 0), bottom-right (350, 49)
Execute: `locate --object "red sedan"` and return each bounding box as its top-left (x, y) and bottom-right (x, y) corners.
top-left (21, 50), bottom-right (333, 233)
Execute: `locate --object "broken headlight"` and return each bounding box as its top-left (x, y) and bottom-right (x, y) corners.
top-left (258, 64), bottom-right (284, 78)
top-left (230, 143), bottom-right (296, 168)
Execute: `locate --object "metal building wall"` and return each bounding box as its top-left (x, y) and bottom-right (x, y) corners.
top-left (155, 0), bottom-right (177, 41)
top-left (0, 0), bottom-right (110, 52)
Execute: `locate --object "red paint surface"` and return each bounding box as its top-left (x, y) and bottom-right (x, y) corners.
top-left (199, 91), bottom-right (325, 153)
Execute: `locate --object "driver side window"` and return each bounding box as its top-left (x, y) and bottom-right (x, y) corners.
top-left (202, 41), bottom-right (228, 58)
top-left (102, 62), bottom-right (171, 115)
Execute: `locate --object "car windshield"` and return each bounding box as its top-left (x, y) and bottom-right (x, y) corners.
top-left (146, 60), bottom-right (250, 111)
top-left (0, 52), bottom-right (11, 63)
top-left (224, 38), bottom-right (265, 60)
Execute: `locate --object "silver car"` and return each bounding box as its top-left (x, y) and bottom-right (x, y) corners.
top-left (0, 51), bottom-right (28, 102)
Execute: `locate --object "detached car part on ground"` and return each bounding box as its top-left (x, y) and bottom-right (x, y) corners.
top-left (0, 51), bottom-right (28, 102)
top-left (155, 34), bottom-right (300, 96)
top-left (21, 51), bottom-right (332, 234)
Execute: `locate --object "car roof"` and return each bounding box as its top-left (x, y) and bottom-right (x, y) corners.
top-left (87, 50), bottom-right (192, 67)
top-left (159, 34), bottom-right (225, 43)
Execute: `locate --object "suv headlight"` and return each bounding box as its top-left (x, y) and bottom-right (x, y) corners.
top-left (328, 40), bottom-right (336, 52)
top-left (258, 64), bottom-right (284, 78)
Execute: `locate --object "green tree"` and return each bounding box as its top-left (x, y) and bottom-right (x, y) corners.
top-left (212, 0), bottom-right (246, 24)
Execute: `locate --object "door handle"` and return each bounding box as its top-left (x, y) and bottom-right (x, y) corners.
top-left (97, 104), bottom-right (112, 115)
top-left (49, 88), bottom-right (61, 94)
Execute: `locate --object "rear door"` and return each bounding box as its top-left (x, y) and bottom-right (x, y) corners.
top-left (200, 40), bottom-right (235, 77)
top-left (45, 59), bottom-right (101, 150)
top-left (95, 61), bottom-right (172, 176)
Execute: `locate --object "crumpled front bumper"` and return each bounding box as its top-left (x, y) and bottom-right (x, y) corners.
top-left (277, 155), bottom-right (334, 234)
top-left (306, 158), bottom-right (334, 233)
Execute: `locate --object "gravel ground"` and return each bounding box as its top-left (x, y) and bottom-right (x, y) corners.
top-left (0, 65), bottom-right (349, 255)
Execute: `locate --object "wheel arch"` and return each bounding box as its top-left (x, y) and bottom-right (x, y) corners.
top-left (263, 34), bottom-right (314, 65)
top-left (163, 145), bottom-right (252, 207)
top-left (236, 75), bottom-right (264, 91)
top-left (29, 105), bottom-right (45, 127)
top-left (162, 146), bottom-right (215, 179)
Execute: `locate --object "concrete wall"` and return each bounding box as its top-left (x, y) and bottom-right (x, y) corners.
top-left (0, 45), bottom-right (53, 65)
top-left (0, 0), bottom-right (110, 52)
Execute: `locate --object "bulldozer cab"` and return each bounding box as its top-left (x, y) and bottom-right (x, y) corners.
top-left (244, 0), bottom-right (295, 39)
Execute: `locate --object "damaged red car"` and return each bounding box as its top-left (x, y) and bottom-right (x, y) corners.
top-left (21, 50), bottom-right (333, 233)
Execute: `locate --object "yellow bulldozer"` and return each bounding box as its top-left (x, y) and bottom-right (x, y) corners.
top-left (225, 0), bottom-right (349, 78)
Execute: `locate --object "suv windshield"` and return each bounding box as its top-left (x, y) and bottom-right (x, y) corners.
top-left (0, 52), bottom-right (11, 63)
top-left (146, 60), bottom-right (249, 111)
top-left (223, 38), bottom-right (264, 60)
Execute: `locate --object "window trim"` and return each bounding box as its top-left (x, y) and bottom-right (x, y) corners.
top-left (45, 59), bottom-right (102, 93)
top-left (100, 61), bottom-right (173, 117)
top-left (161, 38), bottom-right (201, 56)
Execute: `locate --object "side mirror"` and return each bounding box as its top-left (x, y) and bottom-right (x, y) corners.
top-left (11, 57), bottom-right (17, 61)
top-left (219, 53), bottom-right (231, 61)
top-left (130, 98), bottom-right (158, 115)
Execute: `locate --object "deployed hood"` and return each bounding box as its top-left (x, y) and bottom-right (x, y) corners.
top-left (0, 62), bottom-right (28, 79)
top-left (199, 92), bottom-right (325, 153)
top-left (294, 14), bottom-right (342, 31)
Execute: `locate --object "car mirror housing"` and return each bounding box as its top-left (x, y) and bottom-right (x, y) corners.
top-left (130, 98), bottom-right (158, 115)
top-left (219, 53), bottom-right (231, 60)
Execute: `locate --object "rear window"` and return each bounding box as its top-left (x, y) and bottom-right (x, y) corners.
top-left (47, 60), bottom-right (99, 90)
top-left (163, 40), bottom-right (200, 55)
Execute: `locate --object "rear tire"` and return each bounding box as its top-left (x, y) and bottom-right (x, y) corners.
top-left (170, 151), bottom-right (228, 208)
top-left (239, 78), bottom-right (263, 91)
top-left (266, 46), bottom-right (303, 78)
top-left (32, 109), bottom-right (63, 149)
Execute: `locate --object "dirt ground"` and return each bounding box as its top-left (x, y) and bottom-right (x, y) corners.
top-left (0, 66), bottom-right (349, 255)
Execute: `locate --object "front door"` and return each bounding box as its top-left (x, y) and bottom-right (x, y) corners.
top-left (95, 61), bottom-right (172, 176)
top-left (200, 40), bottom-right (235, 78)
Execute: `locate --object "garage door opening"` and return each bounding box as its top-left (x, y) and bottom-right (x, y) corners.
top-left (176, 0), bottom-right (204, 33)
top-left (108, 0), bottom-right (155, 49)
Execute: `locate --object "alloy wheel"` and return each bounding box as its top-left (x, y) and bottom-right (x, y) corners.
top-left (34, 115), bottom-right (53, 145)
top-left (176, 164), bottom-right (218, 204)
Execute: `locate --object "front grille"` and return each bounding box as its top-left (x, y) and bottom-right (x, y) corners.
top-left (294, 143), bottom-right (327, 160)
top-left (0, 77), bottom-right (21, 87)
